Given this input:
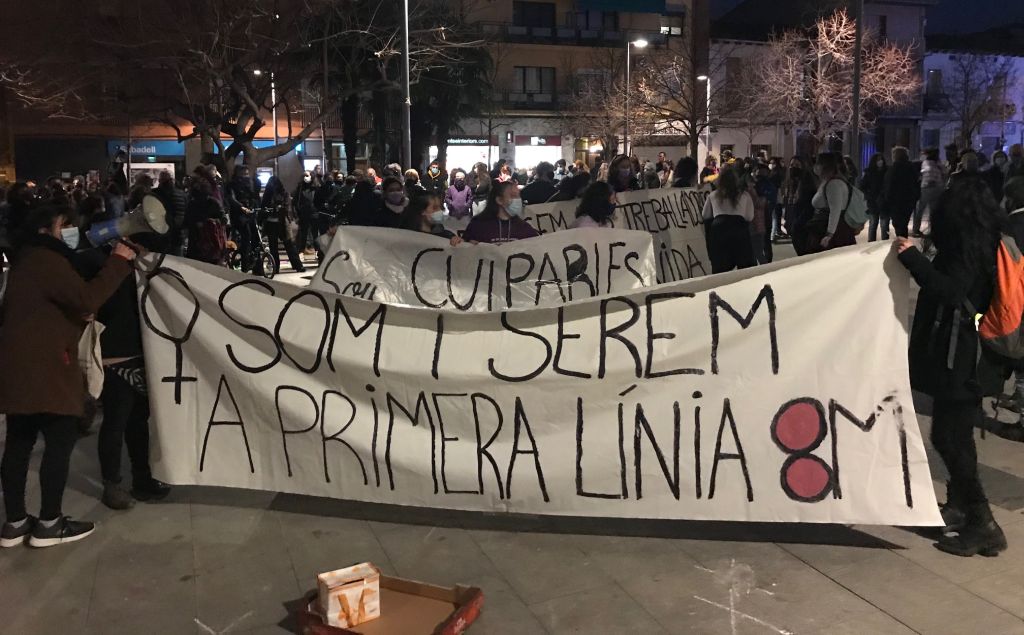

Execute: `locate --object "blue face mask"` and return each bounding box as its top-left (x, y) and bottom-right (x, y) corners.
top-left (506, 198), bottom-right (524, 217)
top-left (430, 210), bottom-right (444, 223)
top-left (60, 227), bottom-right (80, 250)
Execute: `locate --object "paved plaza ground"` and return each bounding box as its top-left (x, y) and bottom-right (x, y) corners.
top-left (5, 242), bottom-right (1024, 634)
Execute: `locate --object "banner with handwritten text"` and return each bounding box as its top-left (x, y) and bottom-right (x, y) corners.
top-left (139, 243), bottom-right (941, 526)
top-left (309, 226), bottom-right (658, 311)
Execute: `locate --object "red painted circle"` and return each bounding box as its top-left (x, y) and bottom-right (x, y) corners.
top-left (785, 457), bottom-right (831, 500)
top-left (775, 402), bottom-right (824, 451)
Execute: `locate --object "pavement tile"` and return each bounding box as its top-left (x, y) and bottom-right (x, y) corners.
top-left (828, 548), bottom-right (1024, 635)
top-left (275, 510), bottom-right (395, 588)
top-left (88, 556), bottom-right (196, 635)
top-left (963, 567), bottom-right (1024, 620)
top-left (459, 574), bottom-right (549, 635)
top-left (469, 530), bottom-right (604, 605)
top-left (374, 524), bottom-right (501, 586)
top-left (528, 585), bottom-right (669, 635)
top-left (194, 559), bottom-right (302, 634)
top-left (574, 535), bottom-right (701, 584)
top-left (191, 504), bottom-right (292, 574)
top-left (0, 540), bottom-right (99, 635)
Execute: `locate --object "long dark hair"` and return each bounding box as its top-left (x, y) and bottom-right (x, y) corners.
top-left (928, 177), bottom-right (1006, 275)
top-left (262, 176), bottom-right (286, 206)
top-left (478, 180), bottom-right (518, 220)
top-left (714, 166), bottom-right (743, 206)
top-left (864, 153), bottom-right (886, 177)
top-left (576, 181), bottom-right (615, 223)
top-left (401, 193), bottom-right (437, 230)
top-left (816, 152), bottom-right (843, 181)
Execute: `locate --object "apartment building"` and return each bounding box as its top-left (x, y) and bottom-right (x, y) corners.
top-left (436, 0), bottom-right (704, 172)
top-left (921, 26), bottom-right (1024, 157)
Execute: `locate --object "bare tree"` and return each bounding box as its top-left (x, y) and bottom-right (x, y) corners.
top-left (745, 9), bottom-right (920, 155)
top-left (935, 54), bottom-right (1018, 148)
top-left (559, 48), bottom-right (637, 161)
top-left (1, 0), bottom-right (479, 171)
top-left (631, 44), bottom-right (734, 158)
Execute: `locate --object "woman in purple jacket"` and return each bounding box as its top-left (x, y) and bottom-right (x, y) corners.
top-left (445, 170), bottom-right (474, 220)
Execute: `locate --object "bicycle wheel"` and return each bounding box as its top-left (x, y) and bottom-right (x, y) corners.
top-left (261, 249), bottom-right (276, 280)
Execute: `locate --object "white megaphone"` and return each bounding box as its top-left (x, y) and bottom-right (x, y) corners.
top-left (86, 195), bottom-right (169, 245)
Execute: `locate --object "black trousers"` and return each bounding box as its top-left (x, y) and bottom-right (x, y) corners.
top-left (297, 212), bottom-right (316, 251)
top-left (98, 368), bottom-right (152, 486)
top-left (932, 399), bottom-right (987, 507)
top-left (264, 221), bottom-right (304, 273)
top-left (232, 214), bottom-right (262, 274)
top-left (890, 206), bottom-right (914, 239)
top-left (708, 215), bottom-right (756, 274)
top-left (1, 413), bottom-right (79, 521)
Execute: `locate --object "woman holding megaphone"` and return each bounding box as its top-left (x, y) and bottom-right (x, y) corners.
top-left (0, 202), bottom-right (136, 548)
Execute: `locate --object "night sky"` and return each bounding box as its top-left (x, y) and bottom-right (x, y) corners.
top-left (711, 0), bottom-right (1024, 35)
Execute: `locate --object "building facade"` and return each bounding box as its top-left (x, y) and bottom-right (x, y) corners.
top-left (438, 0), bottom-right (705, 173)
top-left (920, 34), bottom-right (1024, 158)
top-left (708, 0), bottom-right (933, 163)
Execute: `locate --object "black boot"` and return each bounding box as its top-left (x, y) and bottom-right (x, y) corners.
top-left (936, 504), bottom-right (1007, 557)
top-left (939, 481), bottom-right (966, 533)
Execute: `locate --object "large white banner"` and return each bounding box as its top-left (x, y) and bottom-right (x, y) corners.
top-left (139, 243), bottom-right (941, 526)
top-left (521, 188), bottom-right (710, 284)
top-left (310, 226), bottom-right (658, 311)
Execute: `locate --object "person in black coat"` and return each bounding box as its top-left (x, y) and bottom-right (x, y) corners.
top-left (884, 146), bottom-right (921, 238)
top-left (152, 171), bottom-right (187, 255)
top-left (897, 177), bottom-right (1008, 557)
top-left (860, 153), bottom-right (889, 241)
top-left (520, 162), bottom-right (558, 205)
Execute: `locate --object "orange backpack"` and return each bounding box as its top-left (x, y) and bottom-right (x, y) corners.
top-left (979, 234), bottom-right (1024, 359)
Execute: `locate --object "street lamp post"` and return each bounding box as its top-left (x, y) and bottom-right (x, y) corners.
top-left (401, 0), bottom-right (413, 170)
top-left (697, 74), bottom-right (711, 158)
top-left (851, 0), bottom-right (865, 171)
top-left (255, 69), bottom-right (280, 174)
top-left (624, 38), bottom-right (649, 158)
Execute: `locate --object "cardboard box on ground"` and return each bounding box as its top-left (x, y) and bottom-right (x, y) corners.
top-left (302, 567), bottom-right (484, 635)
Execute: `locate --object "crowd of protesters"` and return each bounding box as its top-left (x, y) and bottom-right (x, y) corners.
top-left (2, 140), bottom-right (1024, 559)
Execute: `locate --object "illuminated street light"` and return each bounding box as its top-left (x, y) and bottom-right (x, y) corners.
top-left (625, 38), bottom-right (650, 157)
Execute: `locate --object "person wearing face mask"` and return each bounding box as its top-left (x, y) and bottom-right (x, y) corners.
top-left (572, 182), bottom-right (618, 229)
top-left (376, 177), bottom-right (410, 229)
top-left (860, 153), bottom-right (889, 241)
top-left (0, 202), bottom-right (137, 548)
top-left (985, 150), bottom-right (1008, 198)
top-left (461, 181), bottom-right (539, 244)
top-left (422, 161), bottom-right (448, 196)
top-left (607, 154), bottom-right (639, 193)
top-left (445, 170), bottom-right (473, 220)
top-left (401, 194), bottom-right (461, 245)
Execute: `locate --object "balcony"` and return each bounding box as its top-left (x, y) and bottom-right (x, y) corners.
top-left (477, 22), bottom-right (637, 47)
top-left (493, 90), bottom-right (560, 110)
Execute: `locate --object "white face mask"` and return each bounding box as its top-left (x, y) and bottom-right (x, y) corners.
top-left (429, 210), bottom-right (444, 223)
top-left (60, 226), bottom-right (80, 250)
top-left (506, 198), bottom-right (524, 217)
top-left (303, 176), bottom-right (312, 183)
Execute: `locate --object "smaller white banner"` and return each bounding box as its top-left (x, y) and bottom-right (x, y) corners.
top-left (310, 226), bottom-right (658, 311)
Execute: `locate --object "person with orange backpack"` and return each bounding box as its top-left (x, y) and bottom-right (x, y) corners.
top-left (896, 177), bottom-right (1009, 557)
top-left (990, 177), bottom-right (1024, 415)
